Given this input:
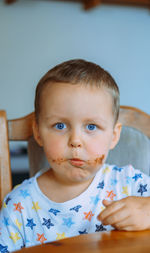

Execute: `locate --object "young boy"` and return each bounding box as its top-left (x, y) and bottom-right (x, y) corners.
top-left (0, 59), bottom-right (150, 252)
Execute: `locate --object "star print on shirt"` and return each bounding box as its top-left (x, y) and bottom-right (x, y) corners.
top-left (36, 233), bottom-right (47, 244)
top-left (137, 184), bottom-right (147, 196)
top-left (15, 219), bottom-right (22, 230)
top-left (106, 190), bottom-right (116, 201)
top-left (26, 218), bottom-right (36, 230)
top-left (126, 176), bottom-right (132, 184)
top-left (56, 232), bottom-right (66, 240)
top-left (95, 224), bottom-right (107, 232)
top-left (9, 232), bottom-right (21, 243)
top-left (132, 173), bottom-right (142, 182)
top-left (0, 244), bottom-right (9, 253)
top-left (32, 202), bottom-right (41, 211)
top-left (122, 186), bottom-right (129, 196)
top-left (20, 189), bottom-right (30, 199)
top-left (21, 242), bottom-right (25, 249)
top-left (2, 217), bottom-right (9, 226)
top-left (42, 218), bottom-right (54, 229)
top-left (83, 211), bottom-right (94, 222)
top-left (13, 202), bottom-right (24, 213)
top-left (70, 205), bottom-right (82, 212)
top-left (97, 180), bottom-right (104, 189)
top-left (113, 166), bottom-right (123, 172)
top-left (90, 195), bottom-right (100, 205)
top-left (78, 229), bottom-right (88, 235)
top-left (48, 208), bottom-right (60, 216)
top-left (110, 179), bottom-right (118, 186)
top-left (103, 167), bottom-right (110, 174)
top-left (62, 218), bottom-right (75, 228)
top-left (5, 197), bottom-right (11, 205)
top-left (3, 203), bottom-right (7, 208)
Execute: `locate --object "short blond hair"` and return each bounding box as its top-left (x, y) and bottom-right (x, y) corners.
top-left (35, 59), bottom-right (120, 124)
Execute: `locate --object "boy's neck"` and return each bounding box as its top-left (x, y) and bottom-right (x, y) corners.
top-left (37, 169), bottom-right (94, 203)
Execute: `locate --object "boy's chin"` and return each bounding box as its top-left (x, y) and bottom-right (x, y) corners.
top-left (67, 171), bottom-right (96, 185)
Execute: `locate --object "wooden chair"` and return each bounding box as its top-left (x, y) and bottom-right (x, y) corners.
top-left (0, 106), bottom-right (150, 208)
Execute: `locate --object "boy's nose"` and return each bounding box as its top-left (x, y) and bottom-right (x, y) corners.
top-left (70, 142), bottom-right (82, 148)
top-left (68, 130), bottom-right (82, 148)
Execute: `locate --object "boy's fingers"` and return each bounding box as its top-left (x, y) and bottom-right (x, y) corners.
top-left (101, 207), bottom-right (129, 226)
top-left (102, 199), bottom-right (113, 207)
top-left (112, 216), bottom-right (132, 230)
top-left (98, 199), bottom-right (125, 221)
top-left (113, 215), bottom-right (138, 231)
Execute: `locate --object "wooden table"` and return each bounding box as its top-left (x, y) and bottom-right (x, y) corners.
top-left (16, 230), bottom-right (150, 253)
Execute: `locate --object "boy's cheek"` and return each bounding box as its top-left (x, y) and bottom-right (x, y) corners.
top-left (86, 141), bottom-right (106, 157)
top-left (43, 140), bottom-right (64, 160)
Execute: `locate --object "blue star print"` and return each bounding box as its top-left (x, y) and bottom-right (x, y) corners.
top-left (90, 195), bottom-right (100, 205)
top-left (2, 217), bottom-right (9, 226)
top-left (5, 197), bottom-right (11, 205)
top-left (97, 180), bottom-right (104, 189)
top-left (110, 179), bottom-right (118, 186)
top-left (113, 166), bottom-right (123, 172)
top-left (62, 218), bottom-right (75, 228)
top-left (95, 224), bottom-right (107, 232)
top-left (49, 208), bottom-right (60, 216)
top-left (20, 190), bottom-right (30, 199)
top-left (126, 176), bottom-right (132, 184)
top-left (138, 184), bottom-right (147, 196)
top-left (26, 218), bottom-right (36, 230)
top-left (21, 242), bottom-right (25, 249)
top-left (132, 173), bottom-right (142, 182)
top-left (0, 244), bottom-right (9, 253)
top-left (78, 229), bottom-right (88, 234)
top-left (70, 205), bottom-right (82, 212)
top-left (42, 218), bottom-right (54, 229)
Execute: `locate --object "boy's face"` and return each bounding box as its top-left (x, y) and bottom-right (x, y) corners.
top-left (33, 82), bottom-right (121, 185)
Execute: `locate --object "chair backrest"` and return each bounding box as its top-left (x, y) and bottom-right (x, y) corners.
top-left (0, 106), bottom-right (150, 207)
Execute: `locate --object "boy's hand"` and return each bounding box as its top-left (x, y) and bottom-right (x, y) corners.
top-left (97, 196), bottom-right (150, 231)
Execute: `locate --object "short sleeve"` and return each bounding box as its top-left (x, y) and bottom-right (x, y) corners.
top-left (126, 165), bottom-right (150, 197)
top-left (0, 200), bottom-right (24, 252)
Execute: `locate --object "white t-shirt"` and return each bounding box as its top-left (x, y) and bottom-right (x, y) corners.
top-left (0, 164), bottom-right (150, 252)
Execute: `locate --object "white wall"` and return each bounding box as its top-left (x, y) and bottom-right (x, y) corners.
top-left (0, 0), bottom-right (150, 119)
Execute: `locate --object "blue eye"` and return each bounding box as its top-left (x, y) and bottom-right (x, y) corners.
top-left (55, 123), bottom-right (66, 130)
top-left (86, 124), bottom-right (97, 131)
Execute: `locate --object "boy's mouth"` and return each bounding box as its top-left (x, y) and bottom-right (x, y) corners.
top-left (52, 154), bottom-right (105, 166)
top-left (69, 158), bottom-right (85, 167)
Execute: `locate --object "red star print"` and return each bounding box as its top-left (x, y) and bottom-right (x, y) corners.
top-left (36, 233), bottom-right (47, 244)
top-left (106, 190), bottom-right (116, 200)
top-left (13, 202), bottom-right (24, 213)
top-left (84, 211), bottom-right (94, 221)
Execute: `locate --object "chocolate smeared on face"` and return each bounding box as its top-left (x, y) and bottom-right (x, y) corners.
top-left (52, 158), bottom-right (66, 165)
top-left (52, 154), bottom-right (105, 167)
top-left (87, 154), bottom-right (105, 166)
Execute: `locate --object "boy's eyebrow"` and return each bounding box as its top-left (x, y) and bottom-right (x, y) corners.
top-left (44, 115), bottom-right (108, 125)
top-left (84, 118), bottom-right (108, 125)
top-left (44, 115), bottom-right (69, 121)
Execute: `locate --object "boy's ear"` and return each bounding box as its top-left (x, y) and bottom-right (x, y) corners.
top-left (32, 118), bottom-right (43, 147)
top-left (110, 122), bottom-right (122, 150)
